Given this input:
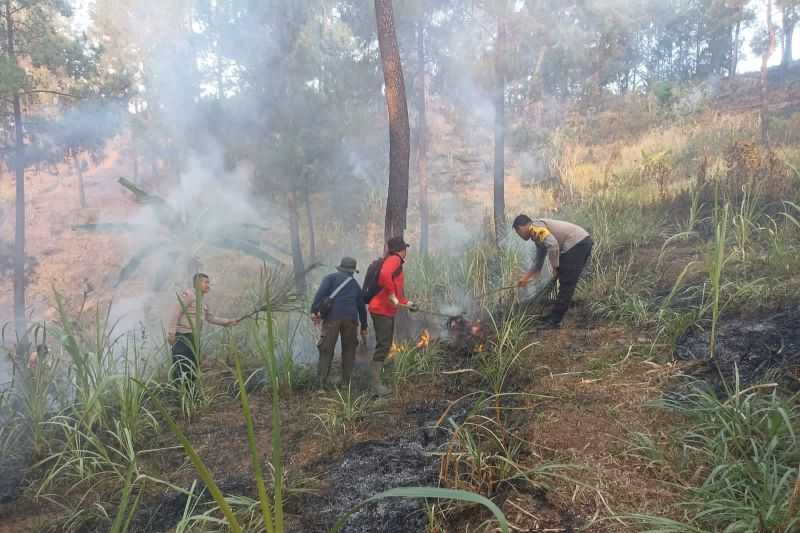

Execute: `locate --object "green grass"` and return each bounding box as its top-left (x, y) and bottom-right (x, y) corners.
top-left (629, 378), bottom-right (800, 532)
top-left (313, 385), bottom-right (375, 450)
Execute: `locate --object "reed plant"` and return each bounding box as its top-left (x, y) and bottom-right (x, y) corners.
top-left (628, 376), bottom-right (800, 532)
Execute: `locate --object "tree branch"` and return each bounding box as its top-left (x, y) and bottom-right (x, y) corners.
top-left (22, 90), bottom-right (80, 99)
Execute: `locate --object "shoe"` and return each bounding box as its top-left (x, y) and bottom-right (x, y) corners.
top-left (368, 361), bottom-right (391, 396)
top-left (540, 315), bottom-right (562, 329)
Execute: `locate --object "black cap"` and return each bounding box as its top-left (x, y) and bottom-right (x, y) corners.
top-left (387, 236), bottom-right (410, 253)
top-left (336, 257), bottom-right (358, 273)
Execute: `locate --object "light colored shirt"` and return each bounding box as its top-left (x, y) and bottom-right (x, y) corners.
top-left (168, 289), bottom-right (233, 335)
top-left (528, 218), bottom-right (590, 273)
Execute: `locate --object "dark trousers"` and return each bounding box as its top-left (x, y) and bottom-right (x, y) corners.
top-left (172, 333), bottom-right (197, 384)
top-left (317, 319), bottom-right (359, 384)
top-left (371, 314), bottom-right (395, 363)
top-left (552, 237), bottom-right (593, 322)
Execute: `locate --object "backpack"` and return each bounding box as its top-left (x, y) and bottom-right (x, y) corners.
top-left (361, 257), bottom-right (386, 304)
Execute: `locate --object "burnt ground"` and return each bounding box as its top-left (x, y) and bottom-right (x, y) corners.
top-left (675, 306), bottom-right (800, 395)
top-left (0, 312), bottom-right (689, 533)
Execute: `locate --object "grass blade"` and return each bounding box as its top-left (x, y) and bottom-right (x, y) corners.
top-left (330, 487), bottom-right (510, 533)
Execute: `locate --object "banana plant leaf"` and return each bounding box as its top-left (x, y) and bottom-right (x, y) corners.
top-left (118, 177), bottom-right (169, 206)
top-left (72, 223), bottom-right (143, 233)
top-left (115, 242), bottom-right (171, 287)
top-left (118, 177), bottom-right (179, 228)
top-left (207, 237), bottom-right (285, 265)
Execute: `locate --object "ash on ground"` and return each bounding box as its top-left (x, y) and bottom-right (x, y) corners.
top-left (299, 399), bottom-right (469, 533)
top-left (676, 308), bottom-right (800, 394)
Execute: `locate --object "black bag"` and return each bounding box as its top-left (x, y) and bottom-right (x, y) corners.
top-left (361, 257), bottom-right (386, 304)
top-left (318, 277), bottom-right (354, 319)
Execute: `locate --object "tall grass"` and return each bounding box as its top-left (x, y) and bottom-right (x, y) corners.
top-left (630, 378), bottom-right (800, 532)
top-left (708, 204), bottom-right (729, 361)
top-left (478, 308), bottom-right (535, 423)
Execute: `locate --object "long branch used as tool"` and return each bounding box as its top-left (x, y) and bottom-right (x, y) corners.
top-left (474, 285), bottom-right (516, 300)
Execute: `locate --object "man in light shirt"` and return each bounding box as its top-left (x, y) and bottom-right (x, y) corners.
top-left (513, 215), bottom-right (593, 327)
top-left (167, 273), bottom-right (239, 384)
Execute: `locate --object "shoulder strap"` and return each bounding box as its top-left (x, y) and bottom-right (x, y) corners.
top-left (329, 276), bottom-right (354, 300)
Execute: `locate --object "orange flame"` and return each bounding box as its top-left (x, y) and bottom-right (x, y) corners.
top-left (387, 342), bottom-right (401, 361)
top-left (416, 329), bottom-right (431, 349)
top-left (475, 343), bottom-right (486, 353)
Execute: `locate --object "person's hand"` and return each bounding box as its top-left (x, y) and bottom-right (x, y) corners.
top-left (311, 313), bottom-right (321, 327)
top-left (228, 319), bottom-right (241, 327)
top-left (168, 333), bottom-right (176, 346)
top-left (360, 328), bottom-right (368, 338)
top-left (27, 351), bottom-right (38, 370)
top-left (517, 273), bottom-right (535, 287)
top-left (552, 267), bottom-right (559, 279)
top-left (404, 301), bottom-right (418, 312)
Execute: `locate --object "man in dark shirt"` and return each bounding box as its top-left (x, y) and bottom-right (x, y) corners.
top-left (311, 257), bottom-right (368, 389)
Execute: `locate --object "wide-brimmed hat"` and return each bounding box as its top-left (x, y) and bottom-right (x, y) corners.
top-left (387, 236), bottom-right (410, 253)
top-left (336, 257), bottom-right (359, 273)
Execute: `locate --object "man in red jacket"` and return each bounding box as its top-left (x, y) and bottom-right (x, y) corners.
top-left (368, 236), bottom-right (416, 395)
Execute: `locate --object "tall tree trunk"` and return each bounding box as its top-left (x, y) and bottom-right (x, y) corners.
top-left (74, 153), bottom-right (87, 208)
top-left (375, 0), bottom-right (410, 243)
top-left (730, 19), bottom-right (742, 77)
top-left (415, 20), bottom-right (429, 256)
top-left (761, 0), bottom-right (777, 147)
top-left (132, 137), bottom-right (139, 183)
top-left (6, 0), bottom-right (27, 355)
top-left (303, 174), bottom-right (316, 264)
top-left (287, 189), bottom-right (306, 295)
top-left (783, 7), bottom-right (795, 69)
top-left (493, 1), bottom-right (506, 245)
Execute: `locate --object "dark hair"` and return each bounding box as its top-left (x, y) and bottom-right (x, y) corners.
top-left (387, 236), bottom-right (410, 253)
top-left (512, 214), bottom-right (532, 229)
top-left (193, 273), bottom-right (209, 284)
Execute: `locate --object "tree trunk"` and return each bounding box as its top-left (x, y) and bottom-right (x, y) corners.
top-left (375, 0), bottom-right (410, 243)
top-left (6, 0), bottom-right (27, 355)
top-left (303, 174), bottom-right (316, 263)
top-left (74, 153), bottom-right (87, 208)
top-left (493, 1), bottom-right (506, 245)
top-left (783, 7), bottom-right (795, 69)
top-left (132, 139), bottom-right (139, 183)
top-left (761, 0), bottom-right (776, 147)
top-left (730, 19), bottom-right (742, 77)
top-left (287, 189), bottom-right (306, 295)
top-left (415, 20), bottom-right (429, 256)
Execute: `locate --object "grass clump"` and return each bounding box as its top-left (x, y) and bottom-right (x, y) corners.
top-left (629, 378), bottom-right (800, 532)
top-left (313, 385), bottom-right (374, 451)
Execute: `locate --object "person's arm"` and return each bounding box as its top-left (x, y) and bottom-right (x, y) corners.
top-left (205, 306), bottom-right (237, 327)
top-left (541, 233), bottom-right (560, 273)
top-left (357, 285), bottom-right (368, 332)
top-left (394, 268), bottom-right (409, 306)
top-left (531, 244), bottom-right (547, 274)
top-left (310, 275), bottom-right (333, 315)
top-left (379, 256), bottom-right (400, 306)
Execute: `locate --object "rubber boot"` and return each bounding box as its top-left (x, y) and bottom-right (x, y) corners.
top-left (369, 361), bottom-right (390, 396)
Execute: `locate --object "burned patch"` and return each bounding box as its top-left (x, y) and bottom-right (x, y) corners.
top-left (676, 309), bottom-right (800, 393)
top-left (313, 438), bottom-right (439, 533)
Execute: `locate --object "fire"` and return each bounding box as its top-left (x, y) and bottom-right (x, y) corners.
top-left (475, 343), bottom-right (486, 353)
top-left (416, 329), bottom-right (431, 349)
top-left (387, 342), bottom-right (401, 361)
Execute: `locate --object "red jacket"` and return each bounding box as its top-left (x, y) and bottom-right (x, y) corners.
top-left (368, 253), bottom-right (408, 317)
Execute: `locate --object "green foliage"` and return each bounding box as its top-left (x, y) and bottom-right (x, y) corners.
top-left (390, 337), bottom-right (443, 387)
top-left (630, 380), bottom-right (800, 532)
top-left (331, 487), bottom-right (510, 533)
top-left (312, 385), bottom-right (374, 449)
